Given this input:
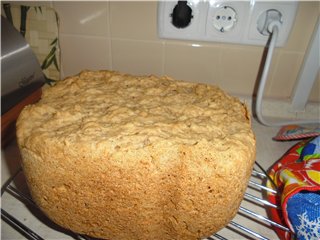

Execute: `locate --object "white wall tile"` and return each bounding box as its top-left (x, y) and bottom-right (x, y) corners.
top-left (59, 34), bottom-right (111, 78)
top-left (53, 2), bottom-right (109, 37)
top-left (111, 39), bottom-right (163, 76)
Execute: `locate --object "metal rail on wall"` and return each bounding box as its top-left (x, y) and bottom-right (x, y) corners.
top-left (1, 163), bottom-right (292, 240)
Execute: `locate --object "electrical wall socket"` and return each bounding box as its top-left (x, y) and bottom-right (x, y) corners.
top-left (158, 0), bottom-right (298, 47)
top-left (211, 6), bottom-right (237, 32)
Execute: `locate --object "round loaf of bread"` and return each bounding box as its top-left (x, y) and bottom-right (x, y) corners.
top-left (17, 70), bottom-right (256, 239)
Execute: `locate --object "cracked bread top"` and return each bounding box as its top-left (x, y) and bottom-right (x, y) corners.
top-left (17, 70), bottom-right (254, 155)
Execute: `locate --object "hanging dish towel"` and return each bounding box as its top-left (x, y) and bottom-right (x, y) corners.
top-left (267, 136), bottom-right (320, 240)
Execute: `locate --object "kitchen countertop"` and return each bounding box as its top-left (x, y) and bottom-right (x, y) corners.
top-left (1, 119), bottom-right (299, 239)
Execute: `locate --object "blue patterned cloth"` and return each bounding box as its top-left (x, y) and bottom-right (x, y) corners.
top-left (286, 137), bottom-right (320, 240)
top-left (287, 192), bottom-right (320, 240)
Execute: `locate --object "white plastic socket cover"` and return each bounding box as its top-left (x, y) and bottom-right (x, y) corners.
top-left (212, 6), bottom-right (237, 32)
top-left (158, 0), bottom-right (298, 46)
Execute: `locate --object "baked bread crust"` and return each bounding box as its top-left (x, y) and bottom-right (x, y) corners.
top-left (17, 70), bottom-right (256, 239)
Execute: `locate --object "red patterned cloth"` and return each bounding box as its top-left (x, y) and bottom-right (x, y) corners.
top-left (266, 137), bottom-right (320, 239)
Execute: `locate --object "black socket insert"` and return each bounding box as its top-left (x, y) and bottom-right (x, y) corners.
top-left (171, 1), bottom-right (193, 28)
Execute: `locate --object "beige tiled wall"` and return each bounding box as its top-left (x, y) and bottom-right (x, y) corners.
top-left (52, 1), bottom-right (319, 102)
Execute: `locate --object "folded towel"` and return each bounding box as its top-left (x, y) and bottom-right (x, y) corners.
top-left (274, 125), bottom-right (320, 141)
top-left (267, 136), bottom-right (320, 240)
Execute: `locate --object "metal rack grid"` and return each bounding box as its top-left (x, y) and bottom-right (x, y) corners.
top-left (1, 162), bottom-right (292, 240)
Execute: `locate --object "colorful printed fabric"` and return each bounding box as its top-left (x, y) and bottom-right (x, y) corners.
top-left (287, 192), bottom-right (320, 240)
top-left (274, 125), bottom-right (320, 141)
top-left (267, 136), bottom-right (320, 240)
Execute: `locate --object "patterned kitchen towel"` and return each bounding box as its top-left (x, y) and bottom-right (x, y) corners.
top-left (274, 124), bottom-right (320, 141)
top-left (267, 136), bottom-right (320, 240)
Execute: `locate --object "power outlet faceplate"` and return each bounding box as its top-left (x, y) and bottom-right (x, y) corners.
top-left (212, 6), bottom-right (237, 33)
top-left (158, 0), bottom-right (298, 46)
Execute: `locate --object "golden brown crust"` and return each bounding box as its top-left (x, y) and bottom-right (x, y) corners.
top-left (17, 70), bottom-right (256, 239)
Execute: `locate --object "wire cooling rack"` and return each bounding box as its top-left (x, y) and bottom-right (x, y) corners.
top-left (1, 162), bottom-right (292, 240)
